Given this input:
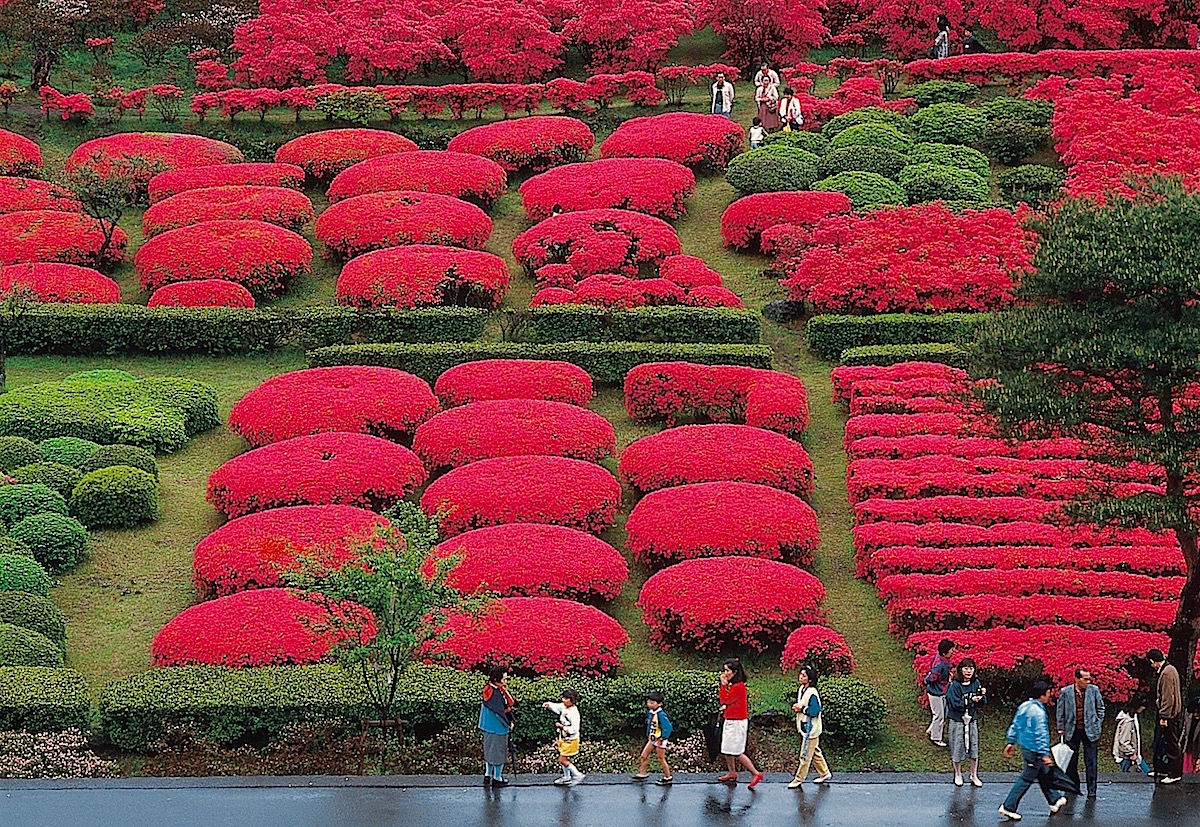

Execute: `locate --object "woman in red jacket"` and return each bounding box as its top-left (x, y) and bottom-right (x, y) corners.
top-left (718, 658), bottom-right (764, 787)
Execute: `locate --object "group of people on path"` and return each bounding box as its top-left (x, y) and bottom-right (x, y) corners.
top-left (709, 62), bottom-right (803, 149)
top-left (933, 14), bottom-right (986, 58)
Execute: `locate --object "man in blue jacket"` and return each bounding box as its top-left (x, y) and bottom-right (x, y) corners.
top-left (1000, 681), bottom-right (1067, 821)
top-left (1056, 668), bottom-right (1105, 799)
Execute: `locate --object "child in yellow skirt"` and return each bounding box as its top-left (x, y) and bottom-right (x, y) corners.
top-left (543, 689), bottom-right (584, 786)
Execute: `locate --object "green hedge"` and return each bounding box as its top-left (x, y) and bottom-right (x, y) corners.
top-left (309, 342), bottom-right (774, 384)
top-left (527, 306), bottom-right (761, 345)
top-left (0, 554), bottom-right (51, 596)
top-left (10, 513), bottom-right (88, 574)
top-left (827, 123), bottom-right (914, 154)
top-left (840, 343), bottom-right (969, 367)
top-left (39, 437), bottom-right (100, 469)
top-left (0, 590), bottom-right (66, 643)
top-left (0, 437), bottom-right (40, 473)
top-left (0, 622), bottom-right (62, 668)
top-left (819, 677), bottom-right (888, 746)
top-left (911, 103), bottom-right (986, 145)
top-left (899, 163), bottom-right (990, 205)
top-left (70, 465), bottom-right (160, 528)
top-left (82, 444), bottom-right (159, 479)
top-left (812, 171), bottom-right (906, 210)
top-left (761, 130), bottom-right (828, 154)
top-left (981, 97), bottom-right (1053, 127)
top-left (805, 312), bottom-right (987, 360)
top-left (725, 145), bottom-right (821, 193)
top-left (998, 164), bottom-right (1065, 208)
top-left (821, 107), bottom-right (909, 139)
top-left (0, 484), bottom-right (68, 527)
top-left (907, 143), bottom-right (991, 180)
top-left (0, 667), bottom-right (90, 731)
top-left (983, 119), bottom-right (1050, 165)
top-left (819, 145), bottom-right (908, 180)
top-left (10, 462), bottom-right (84, 499)
top-left (910, 80), bottom-right (979, 106)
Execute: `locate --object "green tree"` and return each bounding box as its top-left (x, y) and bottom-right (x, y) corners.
top-left (971, 179), bottom-right (1200, 684)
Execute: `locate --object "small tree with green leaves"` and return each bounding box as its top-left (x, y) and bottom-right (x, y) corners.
top-left (52, 158), bottom-right (157, 259)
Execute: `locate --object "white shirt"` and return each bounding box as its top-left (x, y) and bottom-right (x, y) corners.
top-left (754, 68), bottom-right (781, 87)
top-left (546, 701), bottom-right (580, 739)
top-left (711, 81), bottom-right (735, 113)
top-left (748, 125), bottom-right (766, 144)
top-left (780, 96), bottom-right (804, 125)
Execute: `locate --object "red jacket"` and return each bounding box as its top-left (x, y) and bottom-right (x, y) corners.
top-left (720, 682), bottom-right (749, 720)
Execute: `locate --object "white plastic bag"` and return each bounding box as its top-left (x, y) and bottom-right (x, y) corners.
top-left (1051, 740), bottom-right (1074, 772)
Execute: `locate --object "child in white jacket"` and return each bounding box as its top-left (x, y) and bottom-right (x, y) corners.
top-left (543, 689), bottom-right (584, 785)
top-left (1113, 696), bottom-right (1150, 774)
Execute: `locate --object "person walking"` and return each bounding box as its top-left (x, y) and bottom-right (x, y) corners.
top-left (933, 15), bottom-right (950, 59)
top-left (788, 665), bottom-right (832, 788)
top-left (778, 86), bottom-right (803, 132)
top-left (753, 61), bottom-right (780, 88)
top-left (543, 688), bottom-right (584, 786)
top-left (1113, 695), bottom-right (1150, 775)
top-left (478, 665), bottom-right (514, 787)
top-left (1149, 648), bottom-right (1183, 784)
top-left (924, 638), bottom-right (954, 747)
top-left (754, 74), bottom-right (780, 131)
top-left (711, 72), bottom-right (734, 117)
top-left (717, 658), bottom-right (763, 788)
top-left (999, 681), bottom-right (1067, 821)
top-left (962, 26), bottom-right (985, 53)
top-left (1056, 668), bottom-right (1104, 799)
top-left (946, 657), bottom-right (986, 787)
top-left (633, 691), bottom-right (673, 785)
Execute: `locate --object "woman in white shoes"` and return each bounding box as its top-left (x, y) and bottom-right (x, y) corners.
top-left (946, 657), bottom-right (986, 787)
top-left (788, 665), bottom-right (832, 788)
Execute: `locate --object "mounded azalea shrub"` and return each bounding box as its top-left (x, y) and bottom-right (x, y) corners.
top-left (530, 287), bottom-right (578, 307)
top-left (430, 523), bottom-right (627, 601)
top-left (819, 145), bottom-right (908, 180)
top-left (0, 437), bottom-right (40, 473)
top-left (600, 112), bottom-right (745, 170)
top-left (147, 162), bottom-right (306, 204)
top-left (150, 588), bottom-right (376, 668)
top-left (336, 245), bottom-right (509, 310)
top-left (315, 191), bottom-right (493, 259)
top-left (70, 465), bottom-right (160, 528)
top-left (519, 158), bottom-right (696, 220)
top-left (82, 444), bottom-right (158, 479)
top-left (0, 554), bottom-right (51, 596)
top-left (207, 432), bottom-right (427, 518)
top-left (910, 103), bottom-right (986, 146)
top-left (134, 220), bottom-right (312, 298)
top-left (638, 557), bottom-right (825, 652)
top-left (9, 512), bottom-right (88, 574)
top-left (619, 424), bottom-right (814, 497)
top-left (812, 171), bottom-right (906, 210)
top-left (66, 133), bottom-right (243, 197)
top-left (821, 107), bottom-right (909, 139)
top-left (898, 163), bottom-right (990, 205)
top-left (907, 143), bottom-right (991, 180)
top-left (531, 274), bottom-right (695, 310)
top-left (625, 481), bottom-right (820, 568)
top-left (147, 279), bottom-right (256, 308)
top-left (827, 123), bottom-right (914, 154)
top-left (725, 146), bottom-right (822, 194)
top-left (659, 255), bottom-right (723, 289)
top-left (229, 366), bottom-right (439, 447)
top-left (275, 128), bottom-right (418, 179)
top-left (141, 186), bottom-right (315, 237)
top-left (0, 263), bottom-right (119, 304)
top-left (0, 177), bottom-right (79, 214)
top-left (0, 622), bottom-right (62, 668)
top-left (39, 436), bottom-right (99, 469)
top-left (192, 504), bottom-right (389, 598)
top-left (421, 455), bottom-right (621, 537)
top-left (512, 209), bottom-right (681, 278)
top-left (10, 461), bottom-right (82, 499)
top-left (0, 590), bottom-right (65, 642)
top-left (781, 625), bottom-right (855, 676)
top-left (434, 360), bottom-right (594, 407)
top-left (0, 129), bottom-right (41, 176)
top-left (0, 483), bottom-right (68, 526)
top-left (0, 211), bottom-right (128, 267)
top-left (326, 151), bottom-right (508, 208)
top-left (720, 192), bottom-right (851, 250)
top-left (412, 399), bottom-right (616, 470)
top-left (686, 285), bottom-right (744, 308)
top-left (446, 116), bottom-right (595, 172)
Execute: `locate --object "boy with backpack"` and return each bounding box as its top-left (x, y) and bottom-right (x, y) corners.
top-left (633, 691), bottom-right (674, 785)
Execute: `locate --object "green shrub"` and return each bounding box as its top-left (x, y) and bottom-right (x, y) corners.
top-left (0, 537), bottom-right (33, 558)
top-left (10, 462), bottom-right (84, 500)
top-left (909, 80), bottom-right (980, 106)
top-left (761, 129), bottom-right (828, 155)
top-left (821, 107), bottom-right (909, 139)
top-left (527, 306), bottom-right (760, 345)
top-left (0, 622), bottom-right (62, 668)
top-left (725, 145), bottom-right (821, 192)
top-left (819, 676), bottom-right (888, 746)
top-left (907, 143), bottom-right (990, 180)
top-left (998, 164), bottom-right (1065, 208)
top-left (805, 312), bottom-right (988, 360)
top-left (0, 590), bottom-right (66, 642)
top-left (0, 667), bottom-right (90, 731)
top-left (983, 119), bottom-right (1050, 164)
top-left (70, 465), bottom-right (159, 529)
top-left (827, 123), bottom-right (914, 154)
top-left (82, 443), bottom-right (159, 480)
top-left (840, 342), bottom-right (969, 367)
top-left (981, 97), bottom-right (1053, 127)
top-left (0, 555), bottom-right (51, 596)
top-left (819, 145), bottom-right (908, 180)
top-left (899, 163), bottom-right (991, 205)
top-left (38, 437), bottom-right (101, 470)
top-left (0, 437), bottom-right (40, 474)
top-left (911, 103), bottom-right (987, 145)
top-left (10, 513), bottom-right (88, 575)
top-left (399, 120), bottom-right (461, 151)
top-left (0, 484), bottom-right (68, 527)
top-left (812, 171), bottom-right (906, 210)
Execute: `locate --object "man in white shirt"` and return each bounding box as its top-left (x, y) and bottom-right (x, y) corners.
top-left (711, 73), bottom-right (734, 117)
top-left (754, 61), bottom-right (780, 88)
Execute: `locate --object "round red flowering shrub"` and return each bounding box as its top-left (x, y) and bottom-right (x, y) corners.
top-left (275, 129), bottom-right (418, 179)
top-left (151, 588), bottom-right (376, 668)
top-left (435, 360), bottom-right (594, 407)
top-left (626, 481), bottom-right (820, 568)
top-left (326, 151), bottom-right (508, 208)
top-left (427, 597), bottom-right (626, 676)
top-left (134, 220), bottom-right (312, 297)
top-left (0, 128), bottom-right (41, 176)
top-left (430, 523), bottom-right (627, 601)
top-left (447, 116), bottom-right (595, 173)
top-left (686, 285), bottom-right (744, 307)
top-left (574, 274), bottom-right (652, 309)
top-left (413, 399), bottom-right (616, 470)
top-left (534, 264), bottom-right (577, 290)
top-left (230, 366), bottom-right (438, 447)
top-left (720, 191), bottom-right (853, 250)
top-left (659, 254), bottom-right (723, 289)
top-left (530, 287), bottom-right (576, 306)
top-left (147, 279), bottom-right (256, 308)
top-left (315, 191), bottom-right (492, 259)
top-left (600, 112), bottom-right (745, 170)
top-left (0, 263), bottom-right (119, 304)
top-left (207, 432), bottom-right (427, 518)
top-left (0, 211), bottom-right (127, 267)
top-left (192, 504), bottom-right (389, 598)
top-left (66, 133), bottom-right (243, 197)
top-left (511, 208), bottom-right (681, 278)
top-left (336, 245), bottom-right (509, 310)
top-left (147, 162), bottom-right (306, 204)
top-left (519, 158), bottom-right (696, 220)
top-left (781, 625), bottom-right (855, 676)
top-left (421, 455), bottom-right (621, 537)
top-left (142, 185), bottom-right (315, 237)
top-left (619, 424), bottom-right (814, 497)
top-left (0, 177), bottom-right (78, 214)
top-left (638, 557), bottom-right (825, 652)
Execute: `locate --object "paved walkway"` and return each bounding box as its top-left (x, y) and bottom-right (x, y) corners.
top-left (3, 774), bottom-right (1200, 827)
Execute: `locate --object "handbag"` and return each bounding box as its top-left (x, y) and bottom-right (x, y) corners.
top-left (702, 713), bottom-right (724, 762)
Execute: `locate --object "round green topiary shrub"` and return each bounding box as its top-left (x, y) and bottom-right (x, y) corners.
top-left (812, 171), bottom-right (906, 210)
top-left (0, 554), bottom-right (51, 596)
top-left (39, 437), bottom-right (101, 470)
top-left (819, 675), bottom-right (888, 746)
top-left (820, 145), bottom-right (908, 180)
top-left (0, 437), bottom-right (40, 474)
top-left (726, 146), bottom-right (821, 193)
top-left (998, 164), bottom-right (1065, 208)
top-left (910, 80), bottom-right (979, 107)
top-left (10, 513), bottom-right (88, 575)
top-left (70, 465), bottom-right (160, 528)
top-left (762, 130), bottom-right (828, 155)
top-left (0, 484), bottom-right (68, 527)
top-left (827, 123), bottom-right (914, 155)
top-left (911, 103), bottom-right (987, 145)
top-left (981, 97), bottom-right (1053, 127)
top-left (0, 621), bottom-right (62, 667)
top-left (821, 107), bottom-right (910, 139)
top-left (0, 590), bottom-right (66, 642)
top-left (899, 163), bottom-right (991, 205)
top-left (907, 143), bottom-right (991, 180)
top-left (0, 537), bottom-right (33, 558)
top-left (983, 119), bottom-right (1050, 164)
top-left (82, 444), bottom-right (159, 480)
top-left (10, 462), bottom-right (84, 500)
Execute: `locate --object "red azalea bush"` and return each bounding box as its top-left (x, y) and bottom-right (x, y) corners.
top-left (532, 274), bottom-right (691, 310)
top-left (0, 263), bottom-right (119, 304)
top-left (326, 151), bottom-right (508, 208)
top-left (134, 220), bottom-right (312, 297)
top-left (147, 279), bottom-right (257, 308)
top-left (435, 359), bottom-right (594, 407)
top-left (315, 190), bottom-right (492, 258)
top-left (0, 177), bottom-right (78, 214)
top-left (421, 455), bottom-right (621, 536)
top-left (619, 424), bottom-right (814, 497)
top-left (832, 362), bottom-right (966, 402)
top-left (336, 245), bottom-right (509, 309)
top-left (686, 284), bottom-right (744, 307)
top-left (275, 128), bottom-right (418, 178)
top-left (511, 208), bottom-right (681, 278)
top-left (0, 128), bottom-right (41, 176)
top-left (151, 588), bottom-right (376, 668)
top-left (600, 112), bottom-right (745, 170)
top-left (906, 51), bottom-right (1200, 85)
top-left (871, 544), bottom-right (1184, 580)
top-left (148, 162), bottom-right (306, 203)
top-left (878, 568), bottom-right (1184, 603)
top-left (66, 133), bottom-right (243, 197)
top-left (427, 596), bottom-right (627, 676)
top-left (624, 362), bottom-right (809, 437)
top-left (430, 523), bottom-right (627, 601)
top-left (412, 399), bottom-right (616, 469)
top-left (638, 557), bottom-right (825, 652)
top-left (207, 432), bottom-right (427, 518)
top-left (625, 481), bottom-right (820, 568)
top-left (192, 504), bottom-right (389, 597)
top-left (142, 185), bottom-right (314, 237)
top-left (781, 625), bottom-right (855, 675)
top-left (854, 495), bottom-right (1066, 527)
top-left (230, 366), bottom-right (438, 446)
top-left (446, 116), bottom-right (595, 172)
top-left (519, 158), bottom-right (696, 220)
top-left (720, 192), bottom-right (852, 250)
top-left (0, 211), bottom-right (127, 267)
top-left (659, 255), bottom-right (724, 289)
top-left (887, 594), bottom-right (1174, 636)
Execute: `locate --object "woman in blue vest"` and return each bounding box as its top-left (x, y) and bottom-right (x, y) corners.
top-left (479, 665), bottom-right (515, 786)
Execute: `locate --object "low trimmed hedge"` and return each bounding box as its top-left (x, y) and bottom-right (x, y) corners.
top-left (819, 676), bottom-right (888, 745)
top-left (528, 306), bottom-right (761, 345)
top-left (821, 107), bottom-right (909, 139)
top-left (10, 513), bottom-right (88, 574)
top-left (812, 171), bottom-right (906, 210)
top-left (819, 145), bottom-right (908, 180)
top-left (0, 437), bottom-right (40, 473)
top-left (983, 119), bottom-right (1049, 165)
top-left (899, 163), bottom-right (990, 205)
top-left (70, 465), bottom-right (159, 529)
top-left (0, 554), bottom-right (51, 596)
top-left (998, 164), bottom-right (1065, 208)
top-left (911, 103), bottom-right (986, 146)
top-left (761, 130), bottom-right (828, 155)
top-left (806, 312), bottom-right (987, 360)
top-left (83, 444), bottom-right (159, 479)
top-left (910, 80), bottom-right (979, 106)
top-left (725, 145), bottom-right (821, 193)
top-left (907, 143), bottom-right (990, 180)
top-left (39, 437), bottom-right (100, 469)
top-left (981, 97), bottom-right (1053, 127)
top-left (840, 342), bottom-right (969, 367)
top-left (0, 484), bottom-right (68, 527)
top-left (0, 590), bottom-right (66, 643)
top-left (10, 462), bottom-right (84, 499)
top-left (0, 622), bottom-right (62, 668)
top-left (0, 667), bottom-right (90, 731)
top-left (827, 123), bottom-right (914, 154)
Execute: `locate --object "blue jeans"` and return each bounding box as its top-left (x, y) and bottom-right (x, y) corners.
top-left (1003, 749), bottom-right (1058, 813)
top-left (1120, 758), bottom-right (1150, 773)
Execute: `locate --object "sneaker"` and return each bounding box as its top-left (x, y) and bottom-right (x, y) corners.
top-left (655, 776), bottom-right (673, 786)
top-left (747, 772), bottom-right (764, 789)
top-left (1162, 776), bottom-right (1182, 785)
top-left (998, 805), bottom-right (1022, 821)
top-left (553, 777), bottom-right (569, 786)
top-left (814, 774), bottom-right (832, 784)
top-left (1049, 797), bottom-right (1067, 814)
top-left (632, 774), bottom-right (650, 781)
top-left (567, 773), bottom-right (585, 786)
top-left (787, 779), bottom-right (803, 789)
top-left (971, 777), bottom-right (983, 788)
top-left (935, 741), bottom-right (949, 748)
top-left (493, 777), bottom-right (509, 786)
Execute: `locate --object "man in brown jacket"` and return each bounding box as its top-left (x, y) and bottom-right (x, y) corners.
top-left (1149, 648), bottom-right (1183, 783)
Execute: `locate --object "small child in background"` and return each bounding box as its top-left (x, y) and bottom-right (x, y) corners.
top-left (543, 689), bottom-right (584, 786)
top-left (748, 117), bottom-right (766, 149)
top-left (633, 691), bottom-right (673, 785)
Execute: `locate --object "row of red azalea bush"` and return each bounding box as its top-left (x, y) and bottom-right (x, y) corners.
top-left (849, 467), bottom-right (1158, 502)
top-left (148, 162), bottom-right (305, 203)
top-left (887, 594), bottom-right (1174, 637)
top-left (0, 128), bottom-right (41, 176)
top-left (326, 150), bottom-right (508, 208)
top-left (904, 49), bottom-right (1200, 86)
top-left (0, 211), bottom-right (128, 268)
top-left (878, 568), bottom-right (1185, 603)
top-left (519, 157), bottom-right (695, 221)
top-left (871, 544), bottom-right (1185, 581)
top-left (141, 186), bottom-right (315, 238)
top-left (336, 245), bottom-right (509, 310)
top-left (512, 208), bottom-right (680, 279)
top-left (447, 116), bottom-right (594, 173)
top-left (433, 359), bottom-right (593, 407)
top-left (0, 262), bottom-right (119, 304)
top-left (531, 275), bottom-right (741, 310)
top-left (315, 191), bottom-right (492, 258)
top-left (148, 280), bottom-right (256, 308)
top-left (832, 362), bottom-right (967, 403)
top-left (0, 177), bottom-right (78, 214)
top-left (854, 495), bottom-right (1068, 527)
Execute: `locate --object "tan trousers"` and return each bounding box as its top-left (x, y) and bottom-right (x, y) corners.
top-left (793, 732), bottom-right (830, 781)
